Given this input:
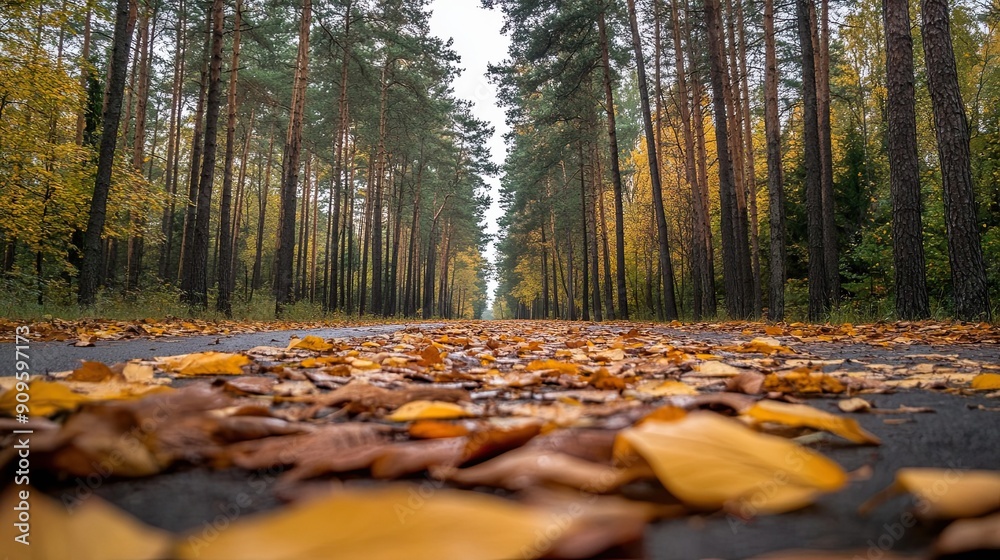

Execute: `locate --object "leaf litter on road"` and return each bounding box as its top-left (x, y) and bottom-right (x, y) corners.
top-left (1, 320), bottom-right (998, 557)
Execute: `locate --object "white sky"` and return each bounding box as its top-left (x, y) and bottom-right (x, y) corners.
top-left (428, 0), bottom-right (509, 308)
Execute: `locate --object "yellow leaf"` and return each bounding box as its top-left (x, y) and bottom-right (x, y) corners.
top-left (868, 468), bottom-right (1000, 519)
top-left (633, 380), bottom-right (698, 396)
top-left (122, 362), bottom-right (155, 382)
top-left (617, 412), bottom-right (847, 513)
top-left (594, 348), bottom-right (626, 362)
top-left (745, 400), bottom-right (881, 445)
top-left (0, 380), bottom-right (91, 416)
top-left (350, 359), bottom-right (380, 370)
top-left (691, 362), bottom-right (745, 377)
top-left (0, 487), bottom-right (172, 559)
top-left (971, 373), bottom-right (1000, 390)
top-left (387, 400), bottom-right (474, 422)
top-left (175, 485), bottom-right (549, 560)
top-left (159, 352), bottom-right (251, 375)
top-left (525, 359), bottom-right (579, 375)
top-left (287, 335), bottom-right (333, 352)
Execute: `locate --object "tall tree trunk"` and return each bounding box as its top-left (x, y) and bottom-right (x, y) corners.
top-left (217, 0), bottom-right (242, 316)
top-left (178, 12), bottom-right (212, 282)
top-left (796, 0), bottom-right (828, 320)
top-left (126, 2), bottom-right (153, 292)
top-left (763, 0), bottom-right (787, 320)
top-left (688, 7), bottom-right (717, 317)
top-left (920, 0), bottom-right (991, 319)
top-left (736, 0), bottom-right (762, 317)
top-left (159, 0), bottom-right (185, 280)
top-left (626, 0), bottom-right (678, 320)
top-left (884, 0), bottom-right (930, 320)
top-left (816, 0), bottom-right (839, 304)
top-left (79, 0), bottom-right (135, 305)
top-left (669, 0), bottom-right (709, 319)
top-left (182, 0), bottom-right (224, 308)
top-left (275, 0), bottom-right (312, 315)
top-left (597, 10), bottom-right (629, 320)
top-left (251, 130), bottom-right (274, 297)
top-left (587, 143), bottom-right (602, 322)
top-left (705, 0), bottom-right (752, 318)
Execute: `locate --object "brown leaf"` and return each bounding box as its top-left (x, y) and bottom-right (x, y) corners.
top-left (68, 361), bottom-right (121, 382)
top-left (436, 447), bottom-right (650, 492)
top-left (726, 371), bottom-right (766, 395)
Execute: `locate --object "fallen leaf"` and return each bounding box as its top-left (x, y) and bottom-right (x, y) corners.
top-left (745, 400), bottom-right (881, 445)
top-left (68, 361), bottom-right (121, 382)
top-left (159, 352), bottom-right (252, 375)
top-left (633, 380), bottom-right (698, 396)
top-left (690, 362), bottom-right (745, 377)
top-left (838, 398), bottom-right (872, 413)
top-left (526, 359), bottom-right (579, 375)
top-left (287, 335), bottom-right (333, 352)
top-left (935, 511), bottom-right (1000, 555)
top-left (617, 412), bottom-right (847, 513)
top-left (972, 373), bottom-right (1000, 390)
top-left (122, 362), bottom-right (155, 382)
top-left (726, 371), bottom-right (766, 395)
top-left (763, 370), bottom-right (845, 394)
top-left (862, 468), bottom-right (1000, 519)
top-left (0, 487), bottom-right (171, 559)
top-left (174, 485), bottom-right (551, 560)
top-left (387, 400), bottom-right (474, 422)
top-left (0, 380), bottom-right (92, 416)
top-left (436, 447), bottom-right (649, 492)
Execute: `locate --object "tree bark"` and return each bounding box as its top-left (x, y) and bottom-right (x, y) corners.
top-left (79, 0), bottom-right (135, 305)
top-left (796, 0), bottom-right (828, 319)
top-left (920, 0), bottom-right (991, 319)
top-left (217, 0), bottom-right (242, 316)
top-left (275, 0), bottom-right (312, 315)
top-left (705, 0), bottom-right (752, 319)
top-left (597, 10), bottom-right (628, 320)
top-left (181, 0), bottom-right (224, 308)
top-left (763, 0), bottom-right (787, 320)
top-left (626, 0), bottom-right (678, 320)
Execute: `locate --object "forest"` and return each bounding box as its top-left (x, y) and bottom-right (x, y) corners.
top-left (491, 0), bottom-right (999, 322)
top-left (1, 0), bottom-right (492, 320)
top-left (0, 0), bottom-right (998, 323)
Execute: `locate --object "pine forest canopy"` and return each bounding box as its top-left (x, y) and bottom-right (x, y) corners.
top-left (0, 0), bottom-right (997, 323)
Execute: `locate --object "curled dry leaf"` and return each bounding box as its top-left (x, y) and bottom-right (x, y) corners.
top-left (616, 412), bottom-right (847, 513)
top-left (726, 371), bottom-right (767, 395)
top-left (174, 485), bottom-right (551, 560)
top-left (862, 468), bottom-right (1000, 519)
top-left (313, 380), bottom-right (469, 413)
top-left (518, 488), bottom-right (675, 559)
top-left (0, 487), bottom-right (172, 560)
top-left (286, 335), bottom-right (333, 352)
top-left (838, 398), bottom-right (872, 413)
top-left (68, 361), bottom-right (121, 382)
top-left (158, 352), bottom-right (252, 376)
top-left (763, 369), bottom-right (846, 394)
top-left (435, 447), bottom-right (649, 492)
top-left (745, 400), bottom-right (882, 445)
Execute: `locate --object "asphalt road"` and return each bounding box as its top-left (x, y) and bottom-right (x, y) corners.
top-left (3, 323), bottom-right (414, 375)
top-left (5, 323), bottom-right (1000, 558)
